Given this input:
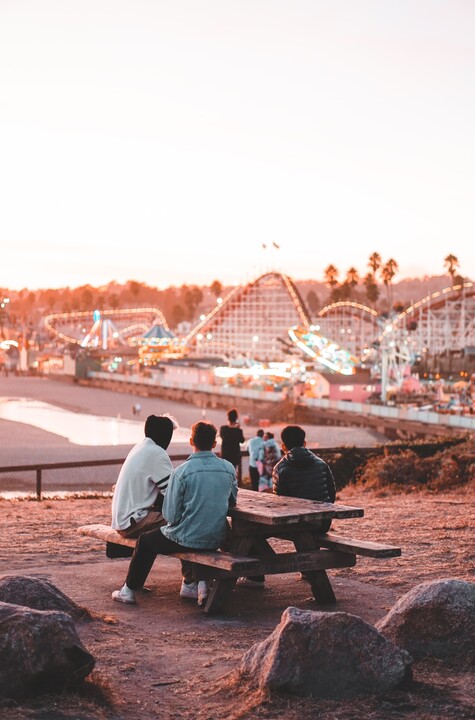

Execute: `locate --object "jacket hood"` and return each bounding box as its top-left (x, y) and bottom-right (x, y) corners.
top-left (285, 446), bottom-right (318, 469)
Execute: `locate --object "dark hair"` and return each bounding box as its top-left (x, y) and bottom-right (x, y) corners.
top-left (191, 421), bottom-right (217, 451)
top-left (281, 425), bottom-right (306, 449)
top-left (144, 415), bottom-right (174, 450)
top-left (227, 408), bottom-right (238, 423)
top-left (257, 429), bottom-right (264, 437)
top-left (265, 431), bottom-right (274, 440)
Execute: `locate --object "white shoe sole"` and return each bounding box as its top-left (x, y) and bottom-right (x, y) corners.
top-left (111, 590), bottom-right (136, 604)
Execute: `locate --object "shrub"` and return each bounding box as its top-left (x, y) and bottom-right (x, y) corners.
top-left (356, 438), bottom-right (475, 493)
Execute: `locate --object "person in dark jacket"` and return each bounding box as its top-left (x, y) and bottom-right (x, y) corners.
top-left (219, 408), bottom-right (245, 469)
top-left (273, 425), bottom-right (336, 533)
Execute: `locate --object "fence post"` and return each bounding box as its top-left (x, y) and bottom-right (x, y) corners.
top-left (36, 469), bottom-right (42, 500)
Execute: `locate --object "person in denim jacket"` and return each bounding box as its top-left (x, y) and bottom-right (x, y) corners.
top-left (112, 421), bottom-right (237, 607)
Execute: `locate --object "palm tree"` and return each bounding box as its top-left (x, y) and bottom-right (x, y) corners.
top-left (444, 254), bottom-right (459, 286)
top-left (323, 264), bottom-right (339, 289)
top-left (346, 267), bottom-right (359, 288)
top-left (368, 252), bottom-right (382, 280)
top-left (381, 258), bottom-right (399, 306)
top-left (363, 272), bottom-right (379, 305)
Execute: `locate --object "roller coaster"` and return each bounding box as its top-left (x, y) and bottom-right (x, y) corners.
top-left (43, 275), bottom-right (475, 377)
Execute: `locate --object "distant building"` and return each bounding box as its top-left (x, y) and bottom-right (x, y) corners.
top-left (320, 369), bottom-right (376, 402)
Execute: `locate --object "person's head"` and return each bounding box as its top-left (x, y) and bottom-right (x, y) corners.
top-left (190, 421), bottom-right (217, 451)
top-left (144, 414), bottom-right (176, 450)
top-left (256, 429), bottom-right (264, 438)
top-left (227, 408), bottom-right (238, 423)
top-left (281, 425), bottom-right (306, 453)
top-left (265, 431), bottom-right (274, 440)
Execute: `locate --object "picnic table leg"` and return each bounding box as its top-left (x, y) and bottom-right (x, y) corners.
top-left (293, 532), bottom-right (337, 604)
top-left (203, 578), bottom-right (237, 615)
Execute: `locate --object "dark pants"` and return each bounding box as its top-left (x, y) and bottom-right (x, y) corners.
top-left (249, 466), bottom-right (260, 492)
top-left (125, 528), bottom-right (204, 591)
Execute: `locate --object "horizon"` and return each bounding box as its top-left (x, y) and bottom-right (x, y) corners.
top-left (1, 268), bottom-right (468, 296)
top-left (1, 1), bottom-right (474, 290)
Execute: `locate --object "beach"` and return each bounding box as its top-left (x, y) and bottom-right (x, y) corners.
top-left (1, 375), bottom-right (474, 719)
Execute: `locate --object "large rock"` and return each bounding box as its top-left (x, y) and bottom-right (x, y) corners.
top-left (0, 601), bottom-right (95, 699)
top-left (0, 575), bottom-right (89, 621)
top-left (240, 607), bottom-right (412, 698)
top-left (376, 579), bottom-right (475, 660)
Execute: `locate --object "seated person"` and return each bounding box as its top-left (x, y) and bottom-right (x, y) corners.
top-left (111, 414), bottom-right (176, 539)
top-left (112, 421), bottom-right (238, 607)
top-left (273, 424), bottom-right (336, 533)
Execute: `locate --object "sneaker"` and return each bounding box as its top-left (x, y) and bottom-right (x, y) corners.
top-left (237, 577), bottom-right (265, 588)
top-left (180, 580), bottom-right (198, 599)
top-left (197, 581), bottom-right (209, 607)
top-left (111, 584), bottom-right (136, 604)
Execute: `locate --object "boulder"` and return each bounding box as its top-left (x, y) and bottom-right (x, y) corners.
top-left (0, 601), bottom-right (95, 699)
top-left (376, 579), bottom-right (475, 660)
top-left (0, 575), bottom-right (89, 620)
top-left (240, 607), bottom-right (412, 698)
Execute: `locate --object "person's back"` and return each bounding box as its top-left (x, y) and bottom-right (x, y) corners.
top-left (262, 433), bottom-right (281, 475)
top-left (274, 445), bottom-right (335, 503)
top-left (219, 408), bottom-right (245, 467)
top-left (111, 415), bottom-right (174, 534)
top-left (162, 443), bottom-right (237, 549)
top-left (247, 429), bottom-right (265, 491)
top-left (273, 425), bottom-right (336, 532)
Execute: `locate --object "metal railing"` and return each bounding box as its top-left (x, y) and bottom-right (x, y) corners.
top-left (0, 439), bottom-right (462, 500)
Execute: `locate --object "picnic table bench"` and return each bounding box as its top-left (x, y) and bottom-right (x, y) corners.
top-left (78, 489), bottom-right (401, 614)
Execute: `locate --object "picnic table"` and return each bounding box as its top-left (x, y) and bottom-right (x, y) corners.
top-left (79, 488), bottom-right (401, 615)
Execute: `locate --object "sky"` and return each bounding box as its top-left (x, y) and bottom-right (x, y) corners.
top-left (1, 1), bottom-right (474, 291)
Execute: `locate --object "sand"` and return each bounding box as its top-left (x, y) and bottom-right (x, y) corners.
top-left (1, 376), bottom-right (474, 719)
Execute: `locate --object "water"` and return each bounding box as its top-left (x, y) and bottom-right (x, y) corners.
top-left (0, 397), bottom-right (191, 446)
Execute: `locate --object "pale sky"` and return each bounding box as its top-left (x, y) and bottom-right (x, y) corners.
top-left (1, 1), bottom-right (474, 291)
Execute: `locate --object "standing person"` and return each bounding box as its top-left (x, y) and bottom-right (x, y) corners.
top-left (219, 408), bottom-right (245, 469)
top-left (112, 421), bottom-right (238, 607)
top-left (273, 425), bottom-right (336, 533)
top-left (258, 431), bottom-right (281, 492)
top-left (111, 414), bottom-right (176, 539)
top-left (247, 429), bottom-right (265, 491)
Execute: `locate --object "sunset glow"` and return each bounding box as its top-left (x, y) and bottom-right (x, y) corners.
top-left (1, 1), bottom-right (474, 290)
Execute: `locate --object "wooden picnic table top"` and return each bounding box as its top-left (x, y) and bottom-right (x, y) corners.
top-left (230, 488), bottom-right (364, 526)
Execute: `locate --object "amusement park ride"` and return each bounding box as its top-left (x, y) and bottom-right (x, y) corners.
top-left (44, 274), bottom-right (475, 394)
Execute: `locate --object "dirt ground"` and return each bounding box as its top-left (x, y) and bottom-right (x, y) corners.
top-left (1, 482), bottom-right (474, 720)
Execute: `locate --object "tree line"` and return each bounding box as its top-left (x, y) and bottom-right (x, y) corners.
top-left (0, 255), bottom-right (464, 330)
top-left (304, 253), bottom-right (463, 314)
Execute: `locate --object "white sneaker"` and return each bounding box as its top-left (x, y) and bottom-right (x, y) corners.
top-left (180, 580), bottom-right (198, 599)
top-left (111, 584), bottom-right (136, 604)
top-left (237, 577), bottom-right (265, 588)
top-left (197, 581), bottom-right (209, 607)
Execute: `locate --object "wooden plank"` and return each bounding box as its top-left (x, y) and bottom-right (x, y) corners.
top-left (78, 524), bottom-right (136, 548)
top-left (188, 551), bottom-right (355, 577)
top-left (313, 532), bottom-right (401, 558)
top-left (231, 488), bottom-right (363, 525)
top-left (172, 551), bottom-right (260, 572)
top-left (78, 524), bottom-right (261, 571)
